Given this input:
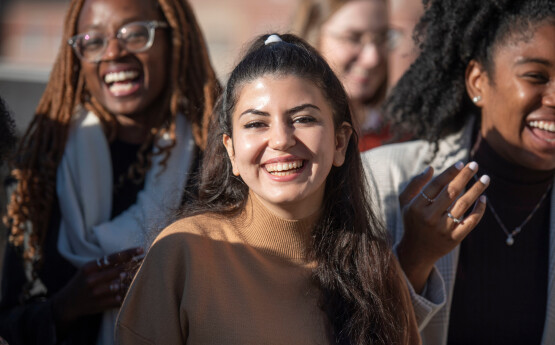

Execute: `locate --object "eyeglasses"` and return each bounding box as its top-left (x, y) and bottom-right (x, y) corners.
top-left (326, 30), bottom-right (388, 53)
top-left (386, 27), bottom-right (407, 51)
top-left (67, 20), bottom-right (168, 63)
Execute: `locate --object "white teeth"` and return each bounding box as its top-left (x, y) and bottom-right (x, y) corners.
top-left (265, 160), bottom-right (303, 173)
top-left (529, 120), bottom-right (555, 133)
top-left (109, 82), bottom-right (135, 94)
top-left (104, 70), bottom-right (139, 84)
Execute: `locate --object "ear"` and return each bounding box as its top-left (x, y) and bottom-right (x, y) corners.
top-left (222, 134), bottom-right (240, 176)
top-left (333, 122), bottom-right (353, 167)
top-left (465, 59), bottom-right (487, 107)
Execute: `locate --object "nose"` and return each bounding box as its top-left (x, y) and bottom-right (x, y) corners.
top-left (544, 84), bottom-right (555, 108)
top-left (100, 36), bottom-right (125, 61)
top-left (268, 122), bottom-right (296, 151)
top-left (358, 43), bottom-right (382, 69)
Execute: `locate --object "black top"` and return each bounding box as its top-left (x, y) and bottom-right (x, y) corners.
top-left (447, 137), bottom-right (553, 345)
top-left (0, 139), bottom-right (145, 345)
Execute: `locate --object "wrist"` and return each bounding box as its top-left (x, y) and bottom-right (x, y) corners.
top-left (397, 243), bottom-right (435, 294)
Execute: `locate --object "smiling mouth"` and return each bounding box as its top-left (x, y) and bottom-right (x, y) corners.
top-left (264, 160), bottom-right (304, 176)
top-left (528, 120), bottom-right (555, 143)
top-left (103, 70), bottom-right (141, 96)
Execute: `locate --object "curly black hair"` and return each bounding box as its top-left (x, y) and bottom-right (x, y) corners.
top-left (385, 0), bottom-right (555, 143)
top-left (0, 96), bottom-right (16, 166)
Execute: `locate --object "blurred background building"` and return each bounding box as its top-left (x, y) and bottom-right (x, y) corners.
top-left (0, 0), bottom-right (298, 134)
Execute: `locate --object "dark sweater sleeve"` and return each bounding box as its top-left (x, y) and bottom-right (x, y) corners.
top-left (0, 243), bottom-right (58, 345)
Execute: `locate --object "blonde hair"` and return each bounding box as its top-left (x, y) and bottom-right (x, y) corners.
top-left (291, 0), bottom-right (387, 108)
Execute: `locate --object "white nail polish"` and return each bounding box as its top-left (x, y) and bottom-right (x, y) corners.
top-left (455, 161), bottom-right (464, 170)
top-left (468, 161), bottom-right (478, 171)
top-left (479, 195), bottom-right (487, 203)
top-left (480, 175), bottom-right (490, 184)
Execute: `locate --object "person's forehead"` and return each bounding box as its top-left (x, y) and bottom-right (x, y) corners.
top-left (325, 0), bottom-right (387, 32)
top-left (78, 0), bottom-right (160, 31)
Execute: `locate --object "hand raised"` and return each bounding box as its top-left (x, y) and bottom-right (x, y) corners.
top-left (397, 162), bottom-right (489, 293)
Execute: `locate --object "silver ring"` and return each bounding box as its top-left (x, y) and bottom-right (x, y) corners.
top-left (421, 192), bottom-right (434, 203)
top-left (103, 256), bottom-right (110, 266)
top-left (96, 258), bottom-right (102, 268)
top-left (447, 212), bottom-right (463, 224)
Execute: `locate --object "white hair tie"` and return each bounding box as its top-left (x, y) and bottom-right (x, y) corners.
top-left (265, 34), bottom-right (283, 45)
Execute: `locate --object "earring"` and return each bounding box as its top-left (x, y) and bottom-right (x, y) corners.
top-left (472, 95), bottom-right (482, 104)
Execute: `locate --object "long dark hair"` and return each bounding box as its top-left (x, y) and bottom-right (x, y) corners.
top-left (183, 33), bottom-right (411, 345)
top-left (385, 0), bottom-right (555, 144)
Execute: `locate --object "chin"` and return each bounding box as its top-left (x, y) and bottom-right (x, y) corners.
top-left (521, 153), bottom-right (555, 171)
top-left (104, 102), bottom-right (144, 117)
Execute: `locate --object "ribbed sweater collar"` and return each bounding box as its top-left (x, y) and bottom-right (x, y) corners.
top-left (232, 191), bottom-right (319, 263)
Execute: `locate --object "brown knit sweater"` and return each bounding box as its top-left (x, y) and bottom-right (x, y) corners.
top-left (116, 193), bottom-right (419, 345)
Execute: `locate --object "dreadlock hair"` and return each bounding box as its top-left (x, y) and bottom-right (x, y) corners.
top-left (5, 0), bottom-right (220, 266)
top-left (385, 0), bottom-right (555, 144)
top-left (182, 33), bottom-right (412, 345)
top-left (0, 96), bottom-right (16, 167)
top-left (291, 0), bottom-right (388, 109)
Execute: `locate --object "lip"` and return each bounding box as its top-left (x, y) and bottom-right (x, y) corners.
top-left (100, 63), bottom-right (144, 98)
top-left (261, 155), bottom-right (308, 182)
top-left (524, 114), bottom-right (555, 148)
top-left (262, 156), bottom-right (305, 165)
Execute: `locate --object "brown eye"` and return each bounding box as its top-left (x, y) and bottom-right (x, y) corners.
top-left (523, 73), bottom-right (549, 84)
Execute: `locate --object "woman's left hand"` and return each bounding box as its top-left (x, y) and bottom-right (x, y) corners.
top-left (396, 162), bottom-right (489, 293)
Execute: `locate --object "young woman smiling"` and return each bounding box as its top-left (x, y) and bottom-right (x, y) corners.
top-left (116, 34), bottom-right (420, 345)
top-left (292, 0), bottom-right (391, 151)
top-left (0, 0), bottom-right (219, 344)
top-left (363, 0), bottom-right (555, 344)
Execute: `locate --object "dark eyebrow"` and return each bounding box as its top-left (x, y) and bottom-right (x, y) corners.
top-left (80, 17), bottom-right (144, 32)
top-left (239, 109), bottom-right (269, 117)
top-left (514, 57), bottom-right (552, 67)
top-left (239, 104), bottom-right (320, 118)
top-left (285, 104), bottom-right (320, 116)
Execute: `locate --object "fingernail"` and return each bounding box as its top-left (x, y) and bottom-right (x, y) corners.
top-left (468, 161), bottom-right (478, 171)
top-left (455, 161), bottom-right (464, 170)
top-left (480, 175), bottom-right (490, 185)
top-left (422, 166), bottom-right (431, 175)
top-left (479, 195), bottom-right (487, 203)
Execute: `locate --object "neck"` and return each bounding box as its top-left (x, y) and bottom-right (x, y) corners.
top-left (115, 114), bottom-right (149, 144)
top-left (350, 101), bottom-right (366, 135)
top-left (251, 191), bottom-right (324, 220)
top-left (472, 134), bottom-right (554, 184)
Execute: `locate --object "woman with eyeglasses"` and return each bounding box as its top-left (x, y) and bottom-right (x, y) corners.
top-left (292, 0), bottom-right (390, 151)
top-left (0, 0), bottom-right (219, 344)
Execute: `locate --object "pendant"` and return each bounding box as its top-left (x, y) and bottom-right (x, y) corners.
top-left (506, 235), bottom-right (514, 246)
